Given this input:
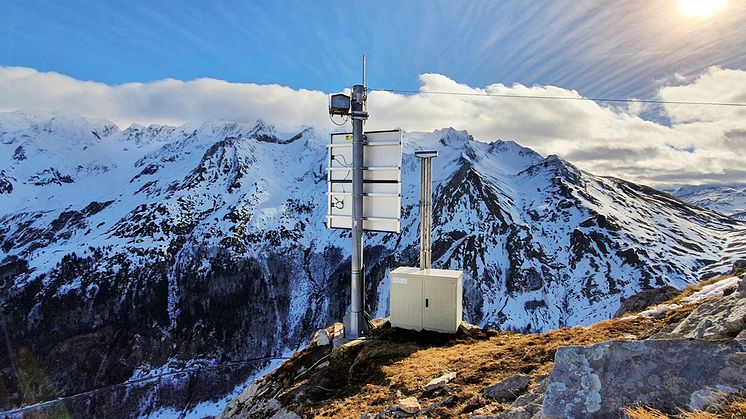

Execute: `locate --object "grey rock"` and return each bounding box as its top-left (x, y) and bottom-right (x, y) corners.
top-left (424, 371), bottom-right (457, 391)
top-left (483, 374), bottom-right (530, 402)
top-left (270, 408), bottom-right (302, 419)
top-left (648, 322), bottom-right (680, 340)
top-left (396, 396), bottom-right (421, 414)
top-left (314, 329), bottom-right (331, 346)
top-left (494, 406), bottom-right (532, 419)
top-left (671, 294), bottom-right (746, 339)
top-left (422, 396), bottom-right (454, 415)
top-left (511, 378), bottom-right (547, 409)
top-left (499, 378), bottom-right (547, 418)
top-left (219, 381), bottom-right (282, 419)
top-left (614, 286), bottom-right (680, 317)
top-left (737, 329), bottom-right (746, 341)
top-left (689, 385), bottom-right (737, 411)
top-left (542, 339), bottom-right (746, 418)
top-left (459, 321), bottom-right (483, 337)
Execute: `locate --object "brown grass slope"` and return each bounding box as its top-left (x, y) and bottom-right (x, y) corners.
top-left (224, 270), bottom-right (745, 418)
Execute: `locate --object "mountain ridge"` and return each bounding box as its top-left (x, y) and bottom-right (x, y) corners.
top-left (668, 183), bottom-right (746, 220)
top-left (1, 110), bottom-right (744, 416)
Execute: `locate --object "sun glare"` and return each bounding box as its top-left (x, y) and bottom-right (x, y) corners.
top-left (678, 0), bottom-right (728, 18)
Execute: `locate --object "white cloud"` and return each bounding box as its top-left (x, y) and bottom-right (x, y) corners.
top-left (0, 66), bottom-right (330, 130)
top-left (1, 65), bottom-right (745, 187)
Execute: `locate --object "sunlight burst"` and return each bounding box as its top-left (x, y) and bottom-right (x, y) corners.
top-left (678, 0), bottom-right (728, 18)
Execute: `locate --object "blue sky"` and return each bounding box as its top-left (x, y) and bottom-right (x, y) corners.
top-left (3, 0), bottom-right (745, 99)
top-left (2, 1), bottom-right (746, 186)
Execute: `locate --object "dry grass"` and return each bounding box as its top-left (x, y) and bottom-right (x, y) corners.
top-left (624, 406), bottom-right (720, 419)
top-left (624, 406), bottom-right (671, 419)
top-left (623, 390), bottom-right (746, 419)
top-left (293, 314), bottom-right (670, 418)
top-left (705, 390), bottom-right (746, 418)
top-left (247, 273), bottom-right (737, 418)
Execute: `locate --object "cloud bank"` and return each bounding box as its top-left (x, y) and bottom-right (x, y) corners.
top-left (1, 66), bottom-right (745, 187)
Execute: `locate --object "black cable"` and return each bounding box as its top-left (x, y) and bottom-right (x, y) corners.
top-left (332, 154), bottom-right (350, 167)
top-left (368, 87), bottom-right (746, 107)
top-left (330, 154), bottom-right (352, 202)
top-left (329, 113), bottom-right (349, 126)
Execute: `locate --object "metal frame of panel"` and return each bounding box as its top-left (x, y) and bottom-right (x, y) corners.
top-left (326, 129), bottom-right (402, 233)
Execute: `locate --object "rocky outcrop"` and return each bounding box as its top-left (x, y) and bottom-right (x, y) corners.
top-left (0, 171), bottom-right (12, 194)
top-left (541, 275), bottom-right (746, 417)
top-left (483, 374), bottom-right (530, 402)
top-left (494, 378), bottom-right (547, 419)
top-left (669, 294), bottom-right (745, 339)
top-left (542, 339), bottom-right (746, 418)
top-left (614, 286), bottom-right (679, 317)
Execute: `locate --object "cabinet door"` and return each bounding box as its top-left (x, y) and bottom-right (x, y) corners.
top-left (390, 274), bottom-right (423, 330)
top-left (422, 277), bottom-right (456, 332)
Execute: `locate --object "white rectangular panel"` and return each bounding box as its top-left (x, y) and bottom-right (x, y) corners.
top-left (326, 130), bottom-right (402, 232)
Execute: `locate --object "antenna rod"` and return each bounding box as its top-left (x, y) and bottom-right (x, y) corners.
top-left (363, 52), bottom-right (367, 91)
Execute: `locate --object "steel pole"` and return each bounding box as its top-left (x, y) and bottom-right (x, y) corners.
top-left (426, 158), bottom-right (432, 269)
top-left (419, 156), bottom-right (435, 270)
top-left (420, 159), bottom-right (427, 269)
top-left (349, 84), bottom-right (368, 338)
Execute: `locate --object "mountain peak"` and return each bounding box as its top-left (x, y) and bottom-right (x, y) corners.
top-left (435, 127), bottom-right (472, 146)
top-left (0, 110), bottom-right (120, 146)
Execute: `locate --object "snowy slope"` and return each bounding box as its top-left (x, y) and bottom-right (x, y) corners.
top-left (668, 184), bottom-right (746, 220)
top-left (1, 111), bottom-right (744, 416)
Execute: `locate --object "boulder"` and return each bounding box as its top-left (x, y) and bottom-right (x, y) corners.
top-left (313, 329), bottom-right (331, 346)
top-left (614, 286), bottom-right (679, 317)
top-left (483, 374), bottom-right (530, 402)
top-left (459, 321), bottom-right (483, 338)
top-left (495, 378), bottom-right (548, 418)
top-left (424, 372), bottom-right (457, 391)
top-left (542, 339), bottom-right (746, 418)
top-left (396, 396), bottom-right (421, 414)
top-left (670, 294), bottom-right (745, 339)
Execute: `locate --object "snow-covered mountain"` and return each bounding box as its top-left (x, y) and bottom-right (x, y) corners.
top-left (668, 184), bottom-right (746, 220)
top-left (1, 111), bottom-right (744, 417)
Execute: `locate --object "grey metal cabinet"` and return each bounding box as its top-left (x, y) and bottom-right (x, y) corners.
top-left (390, 266), bottom-right (463, 333)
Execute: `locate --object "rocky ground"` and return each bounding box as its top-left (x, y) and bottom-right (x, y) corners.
top-left (219, 269), bottom-right (746, 418)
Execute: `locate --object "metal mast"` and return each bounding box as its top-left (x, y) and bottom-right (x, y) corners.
top-left (415, 150), bottom-right (438, 269)
top-left (348, 55), bottom-right (369, 338)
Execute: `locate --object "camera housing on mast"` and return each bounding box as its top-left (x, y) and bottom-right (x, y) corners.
top-left (329, 93), bottom-right (351, 116)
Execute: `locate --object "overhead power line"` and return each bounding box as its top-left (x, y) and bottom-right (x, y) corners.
top-left (2, 354), bottom-right (290, 415)
top-left (368, 88), bottom-right (746, 107)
